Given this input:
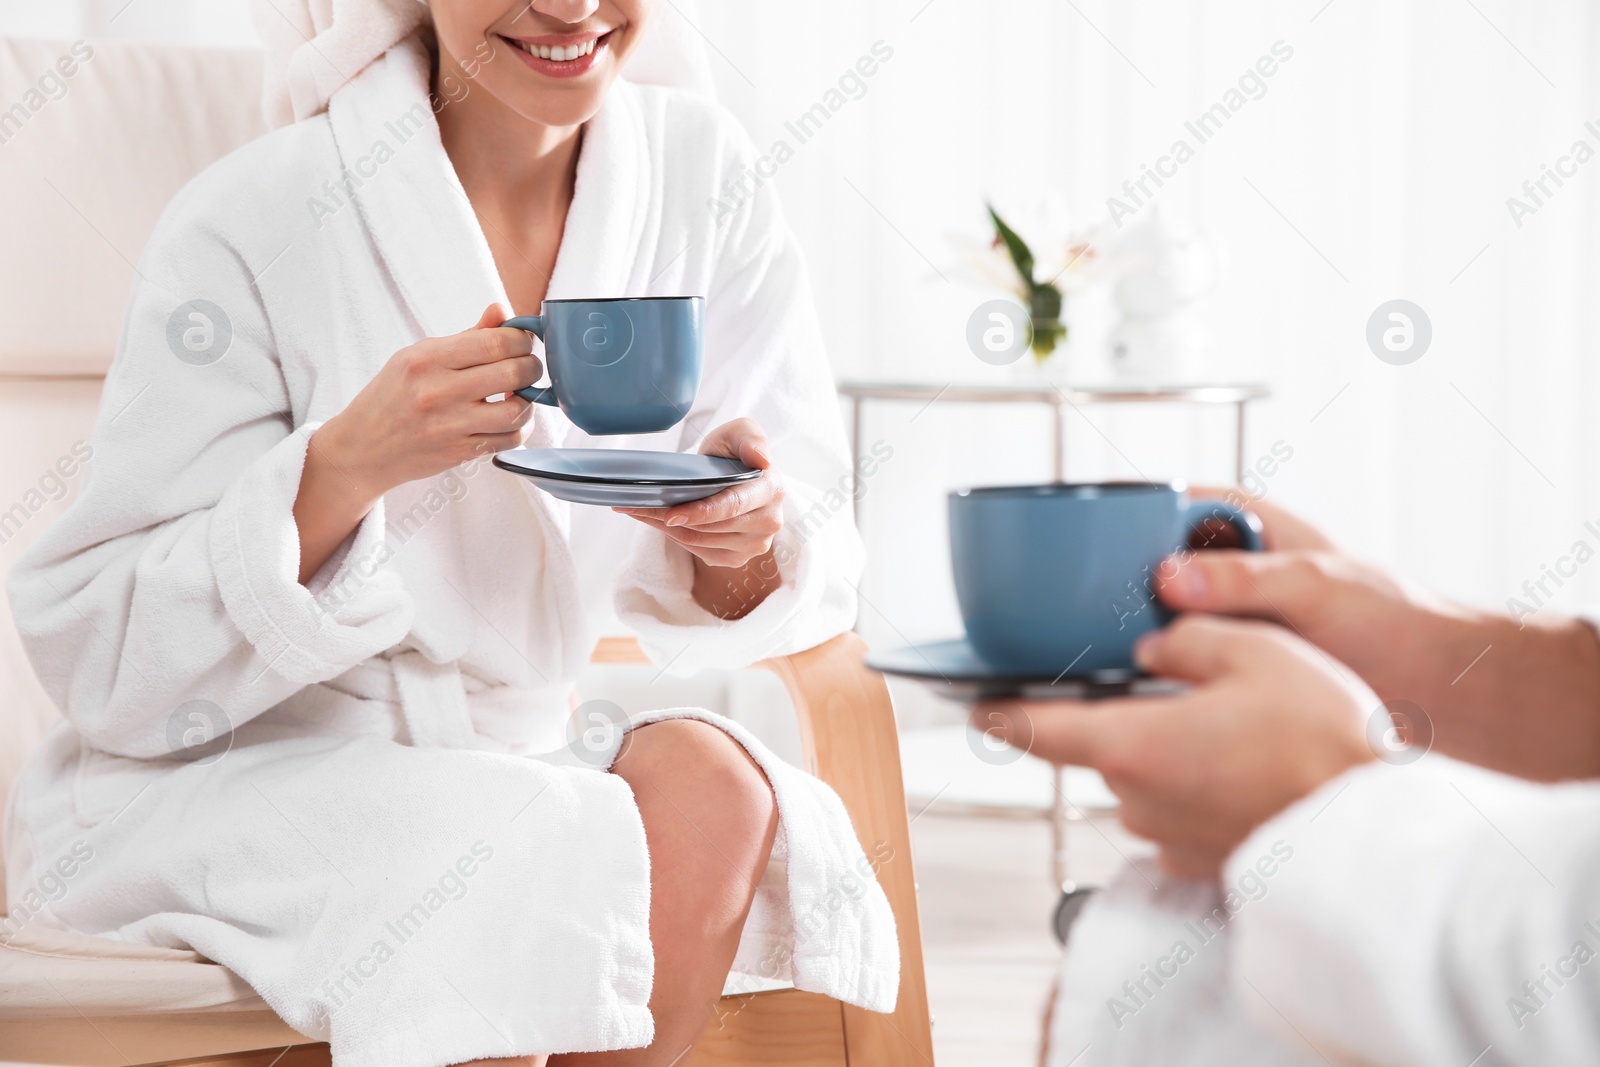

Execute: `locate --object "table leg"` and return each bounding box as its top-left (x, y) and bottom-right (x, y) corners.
top-left (1052, 400), bottom-right (1065, 483)
top-left (1051, 765), bottom-right (1069, 887)
top-left (1051, 399), bottom-right (1068, 884)
top-left (850, 397), bottom-right (863, 525)
top-left (1234, 400), bottom-right (1247, 484)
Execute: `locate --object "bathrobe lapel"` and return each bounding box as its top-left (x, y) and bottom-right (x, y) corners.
top-left (326, 37), bottom-right (606, 686)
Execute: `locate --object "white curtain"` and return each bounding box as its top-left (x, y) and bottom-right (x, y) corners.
top-left (694, 0), bottom-right (1600, 709)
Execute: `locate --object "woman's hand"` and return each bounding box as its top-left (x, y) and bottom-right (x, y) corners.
top-left (1164, 491), bottom-right (1600, 781)
top-left (316, 303), bottom-right (540, 497)
top-left (294, 304), bottom-right (540, 583)
top-left (614, 418), bottom-right (786, 618)
top-left (973, 616), bottom-right (1375, 878)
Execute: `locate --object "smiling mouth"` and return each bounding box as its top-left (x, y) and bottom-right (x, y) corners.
top-left (498, 29), bottom-right (612, 72)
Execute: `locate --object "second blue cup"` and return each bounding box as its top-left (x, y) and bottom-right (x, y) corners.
top-left (949, 481), bottom-right (1264, 677)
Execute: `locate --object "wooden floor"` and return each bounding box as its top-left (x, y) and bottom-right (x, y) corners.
top-left (909, 809), bottom-right (1145, 1067)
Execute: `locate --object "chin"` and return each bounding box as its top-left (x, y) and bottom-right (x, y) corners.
top-left (485, 24), bottom-right (637, 128)
top-left (504, 83), bottom-right (614, 128)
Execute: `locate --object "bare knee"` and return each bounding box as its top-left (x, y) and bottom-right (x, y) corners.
top-left (614, 718), bottom-right (777, 849)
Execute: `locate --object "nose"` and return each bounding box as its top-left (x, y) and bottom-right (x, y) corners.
top-left (528, 0), bottom-right (601, 24)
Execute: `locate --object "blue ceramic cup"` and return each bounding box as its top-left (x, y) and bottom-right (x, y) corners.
top-left (949, 482), bottom-right (1264, 677)
top-left (506, 296), bottom-right (703, 436)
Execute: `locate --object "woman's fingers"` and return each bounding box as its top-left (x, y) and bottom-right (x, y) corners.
top-left (460, 393), bottom-right (534, 434)
top-left (618, 474), bottom-right (782, 529)
top-left (622, 510), bottom-right (773, 552)
top-left (455, 353), bottom-right (544, 399)
top-left (698, 417), bottom-right (773, 469)
top-left (626, 502), bottom-right (784, 536)
top-left (435, 305), bottom-right (535, 370)
top-left (471, 303), bottom-right (506, 330)
top-left (626, 513), bottom-right (779, 542)
top-left (469, 430), bottom-right (526, 456)
top-left (608, 419), bottom-right (785, 572)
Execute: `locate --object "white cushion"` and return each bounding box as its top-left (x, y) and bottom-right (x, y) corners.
top-left (0, 924), bottom-right (265, 1019)
top-left (0, 379), bottom-right (102, 914)
top-left (0, 37), bottom-right (265, 377)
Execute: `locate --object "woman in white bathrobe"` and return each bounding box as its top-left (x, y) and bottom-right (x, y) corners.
top-left (3, 2), bottom-right (898, 1065)
top-left (984, 496), bottom-right (1600, 1066)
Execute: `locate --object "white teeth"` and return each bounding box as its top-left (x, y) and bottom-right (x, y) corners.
top-left (516, 38), bottom-right (597, 61)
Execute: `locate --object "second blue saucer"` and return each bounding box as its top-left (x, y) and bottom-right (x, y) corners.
top-left (865, 636), bottom-right (1181, 701)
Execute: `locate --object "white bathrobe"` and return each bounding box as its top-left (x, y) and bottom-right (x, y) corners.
top-left (3, 36), bottom-right (896, 1067)
top-left (1050, 755), bottom-right (1600, 1066)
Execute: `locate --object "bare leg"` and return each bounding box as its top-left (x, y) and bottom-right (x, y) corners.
top-left (527, 718), bottom-right (778, 1066)
top-left (454, 720), bottom-right (777, 1067)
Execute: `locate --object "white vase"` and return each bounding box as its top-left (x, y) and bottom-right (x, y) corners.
top-left (1106, 211), bottom-right (1219, 384)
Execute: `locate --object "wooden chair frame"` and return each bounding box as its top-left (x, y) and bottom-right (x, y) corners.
top-left (5, 632), bottom-right (934, 1067)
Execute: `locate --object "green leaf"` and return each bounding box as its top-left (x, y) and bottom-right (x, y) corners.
top-left (987, 203), bottom-right (1036, 288)
top-left (1029, 285), bottom-right (1062, 322)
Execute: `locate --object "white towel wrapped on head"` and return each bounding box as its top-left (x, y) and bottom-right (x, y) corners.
top-left (252, 0), bottom-right (714, 128)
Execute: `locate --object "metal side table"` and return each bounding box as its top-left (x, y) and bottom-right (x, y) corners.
top-left (841, 380), bottom-right (1272, 886)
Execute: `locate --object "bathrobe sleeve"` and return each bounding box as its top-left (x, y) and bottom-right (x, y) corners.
top-left (612, 116), bottom-right (865, 675)
top-left (5, 179), bottom-right (413, 759)
top-left (1223, 756), bottom-right (1600, 1065)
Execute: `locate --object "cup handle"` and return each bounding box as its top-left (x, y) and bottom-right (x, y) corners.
top-left (1182, 499), bottom-right (1265, 553)
top-left (502, 315), bottom-right (558, 407)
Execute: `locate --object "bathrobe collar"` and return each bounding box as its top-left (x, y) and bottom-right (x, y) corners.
top-left (324, 35), bottom-right (653, 343)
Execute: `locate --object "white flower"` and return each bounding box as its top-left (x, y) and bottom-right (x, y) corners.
top-left (945, 197), bottom-right (1131, 297)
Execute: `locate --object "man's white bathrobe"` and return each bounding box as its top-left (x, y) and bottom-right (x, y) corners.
top-left (3, 37), bottom-right (896, 1067)
top-left (1050, 756), bottom-right (1600, 1066)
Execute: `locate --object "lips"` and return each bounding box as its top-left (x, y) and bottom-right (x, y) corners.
top-left (498, 30), bottom-right (611, 79)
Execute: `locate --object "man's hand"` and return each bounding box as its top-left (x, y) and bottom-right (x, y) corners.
top-left (1161, 491), bottom-right (1600, 781)
top-left (973, 616), bottom-right (1375, 878)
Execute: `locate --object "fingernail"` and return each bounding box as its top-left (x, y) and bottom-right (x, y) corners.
top-left (1169, 563), bottom-right (1208, 605)
top-left (1133, 632), bottom-right (1163, 669)
top-left (667, 515), bottom-right (688, 527)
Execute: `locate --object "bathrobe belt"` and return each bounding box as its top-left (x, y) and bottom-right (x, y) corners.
top-left (389, 650), bottom-right (479, 749)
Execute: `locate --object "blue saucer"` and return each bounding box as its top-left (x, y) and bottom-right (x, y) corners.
top-left (865, 637), bottom-right (1182, 701)
top-left (494, 447), bottom-right (761, 507)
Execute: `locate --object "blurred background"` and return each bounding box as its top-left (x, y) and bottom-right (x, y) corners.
top-left (11, 0), bottom-right (1599, 628)
top-left (5, 1), bottom-right (1599, 1063)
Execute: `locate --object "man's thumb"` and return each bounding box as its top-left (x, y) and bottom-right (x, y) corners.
top-left (473, 303), bottom-right (507, 330)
